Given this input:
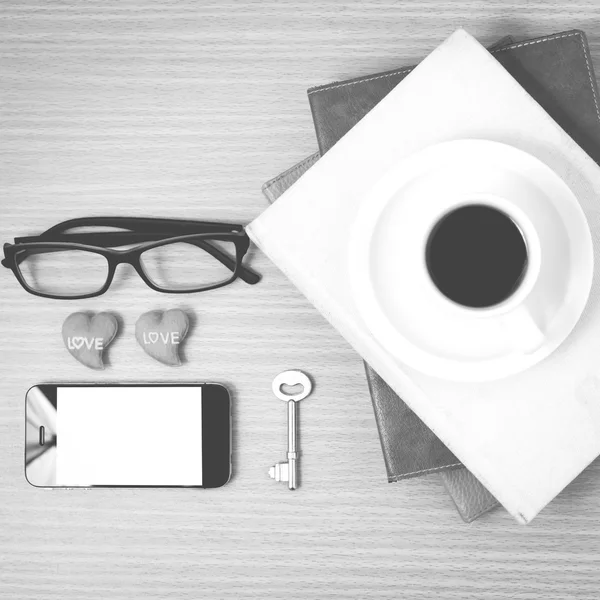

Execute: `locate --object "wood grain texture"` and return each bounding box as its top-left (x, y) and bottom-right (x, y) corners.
top-left (1, 1), bottom-right (600, 598)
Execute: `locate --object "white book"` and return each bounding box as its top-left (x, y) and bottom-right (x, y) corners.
top-left (247, 29), bottom-right (600, 523)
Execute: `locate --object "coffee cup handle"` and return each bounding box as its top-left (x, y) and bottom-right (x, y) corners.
top-left (506, 305), bottom-right (545, 354)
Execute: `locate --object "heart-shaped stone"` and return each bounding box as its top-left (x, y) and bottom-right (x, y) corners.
top-left (62, 312), bottom-right (118, 370)
top-left (135, 309), bottom-right (189, 366)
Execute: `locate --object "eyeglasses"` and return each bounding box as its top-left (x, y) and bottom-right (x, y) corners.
top-left (2, 217), bottom-right (261, 299)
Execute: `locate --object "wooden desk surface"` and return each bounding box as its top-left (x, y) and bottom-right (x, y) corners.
top-left (2, 2), bottom-right (600, 598)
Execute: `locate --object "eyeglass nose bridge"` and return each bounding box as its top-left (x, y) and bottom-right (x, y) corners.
top-left (111, 250), bottom-right (141, 267)
top-left (103, 250), bottom-right (148, 286)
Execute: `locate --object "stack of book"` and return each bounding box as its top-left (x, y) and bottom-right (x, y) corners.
top-left (252, 29), bottom-right (600, 523)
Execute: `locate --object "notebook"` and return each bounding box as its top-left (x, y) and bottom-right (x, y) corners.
top-left (248, 29), bottom-right (600, 523)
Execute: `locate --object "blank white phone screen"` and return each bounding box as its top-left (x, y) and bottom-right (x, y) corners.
top-left (56, 386), bottom-right (202, 486)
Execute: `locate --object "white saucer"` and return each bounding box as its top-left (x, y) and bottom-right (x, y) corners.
top-left (348, 139), bottom-right (594, 382)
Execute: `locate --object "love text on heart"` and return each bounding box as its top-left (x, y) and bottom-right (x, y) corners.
top-left (67, 337), bottom-right (104, 351)
top-left (142, 331), bottom-right (180, 345)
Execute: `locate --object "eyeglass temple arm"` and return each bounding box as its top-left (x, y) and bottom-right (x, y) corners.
top-left (194, 238), bottom-right (260, 284)
top-left (42, 217), bottom-right (245, 235)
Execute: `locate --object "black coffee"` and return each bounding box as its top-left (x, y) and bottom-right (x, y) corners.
top-left (425, 204), bottom-right (528, 308)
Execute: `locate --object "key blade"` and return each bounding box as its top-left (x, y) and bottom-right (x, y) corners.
top-left (268, 462), bottom-right (289, 482)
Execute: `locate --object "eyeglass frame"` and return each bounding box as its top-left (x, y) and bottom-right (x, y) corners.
top-left (2, 216), bottom-right (260, 300)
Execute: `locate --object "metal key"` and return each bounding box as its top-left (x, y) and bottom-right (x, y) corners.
top-left (268, 370), bottom-right (312, 490)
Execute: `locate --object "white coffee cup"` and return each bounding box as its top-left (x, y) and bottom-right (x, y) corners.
top-left (349, 139), bottom-right (594, 381)
top-left (423, 194), bottom-right (547, 355)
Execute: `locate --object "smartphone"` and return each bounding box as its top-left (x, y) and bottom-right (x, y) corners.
top-left (25, 384), bottom-right (231, 488)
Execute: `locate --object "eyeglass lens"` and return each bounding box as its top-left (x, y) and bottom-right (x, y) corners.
top-left (140, 239), bottom-right (236, 291)
top-left (16, 248), bottom-right (110, 297)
